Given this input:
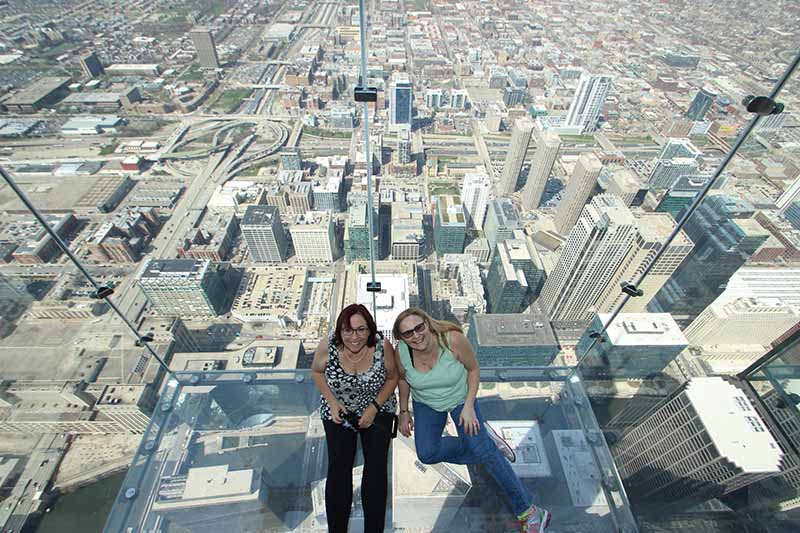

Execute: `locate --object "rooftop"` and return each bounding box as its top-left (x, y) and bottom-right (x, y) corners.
top-left (471, 312), bottom-right (558, 348)
top-left (686, 378), bottom-right (783, 473)
top-left (241, 205), bottom-right (279, 226)
top-left (596, 313), bottom-right (688, 346)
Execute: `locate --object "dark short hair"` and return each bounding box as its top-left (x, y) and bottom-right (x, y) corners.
top-left (334, 304), bottom-right (378, 348)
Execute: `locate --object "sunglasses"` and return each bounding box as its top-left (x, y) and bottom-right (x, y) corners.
top-left (399, 321), bottom-right (427, 340)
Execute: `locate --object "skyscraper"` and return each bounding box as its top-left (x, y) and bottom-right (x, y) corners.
top-left (655, 175), bottom-right (707, 220)
top-left (649, 196), bottom-right (770, 324)
top-left (499, 117), bottom-right (534, 196)
top-left (596, 212), bottom-right (694, 313)
top-left (460, 170), bottom-right (491, 229)
top-left (241, 205), bottom-right (288, 263)
top-left (483, 199), bottom-right (522, 255)
top-left (79, 51), bottom-right (104, 78)
top-left (190, 27), bottom-right (220, 69)
top-left (290, 211), bottom-right (336, 263)
top-left (657, 138), bottom-right (703, 160)
top-left (612, 377), bottom-right (782, 510)
top-left (686, 87), bottom-right (717, 121)
top-left (649, 158), bottom-right (699, 189)
top-left (776, 174), bottom-right (800, 212)
top-left (576, 313), bottom-right (688, 379)
top-left (563, 73), bottom-right (612, 134)
top-left (521, 128), bottom-right (561, 210)
top-left (396, 125), bottom-right (412, 164)
top-left (344, 204), bottom-right (373, 262)
top-left (390, 73), bottom-right (413, 128)
top-left (538, 194), bottom-right (637, 322)
top-left (553, 152), bottom-right (602, 235)
top-left (606, 168), bottom-right (645, 207)
top-left (137, 258), bottom-right (226, 318)
top-left (433, 195), bottom-right (467, 254)
top-left (485, 231), bottom-right (544, 313)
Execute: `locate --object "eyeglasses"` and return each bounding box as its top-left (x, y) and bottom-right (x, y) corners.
top-left (342, 326), bottom-right (369, 336)
top-left (399, 321), bottom-right (427, 340)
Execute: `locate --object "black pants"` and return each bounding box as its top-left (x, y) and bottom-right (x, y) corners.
top-left (322, 419), bottom-right (392, 533)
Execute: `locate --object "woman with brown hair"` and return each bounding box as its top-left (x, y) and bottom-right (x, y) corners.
top-left (390, 307), bottom-right (550, 533)
top-left (311, 303), bottom-right (398, 532)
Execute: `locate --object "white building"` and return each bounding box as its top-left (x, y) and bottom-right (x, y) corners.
top-left (613, 377), bottom-right (782, 509)
top-left (499, 117), bottom-right (534, 196)
top-left (290, 211), bottom-right (336, 264)
top-left (563, 73), bottom-right (612, 134)
top-left (521, 128), bottom-right (561, 211)
top-left (356, 273), bottom-right (410, 342)
top-left (460, 170), bottom-right (491, 229)
top-left (554, 152), bottom-right (603, 235)
top-left (606, 168), bottom-right (643, 207)
top-left (602, 212), bottom-right (694, 313)
top-left (538, 194), bottom-right (637, 322)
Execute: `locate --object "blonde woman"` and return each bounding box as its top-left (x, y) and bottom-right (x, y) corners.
top-left (390, 307), bottom-right (550, 533)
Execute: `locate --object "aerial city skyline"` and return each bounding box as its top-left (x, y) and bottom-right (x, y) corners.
top-left (0, 0), bottom-right (799, 531)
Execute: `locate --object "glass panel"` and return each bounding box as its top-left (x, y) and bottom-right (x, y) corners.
top-left (103, 371), bottom-right (635, 532)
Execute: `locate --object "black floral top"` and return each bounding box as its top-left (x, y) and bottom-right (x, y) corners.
top-left (319, 332), bottom-right (397, 421)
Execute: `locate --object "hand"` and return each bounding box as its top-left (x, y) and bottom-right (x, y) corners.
top-left (358, 404), bottom-right (377, 429)
top-left (459, 404), bottom-right (480, 436)
top-left (398, 411), bottom-right (414, 437)
top-left (329, 399), bottom-right (346, 424)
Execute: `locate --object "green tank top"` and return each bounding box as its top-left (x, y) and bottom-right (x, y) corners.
top-left (397, 338), bottom-right (467, 412)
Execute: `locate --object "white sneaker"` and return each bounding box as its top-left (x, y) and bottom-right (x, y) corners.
top-left (486, 422), bottom-right (516, 463)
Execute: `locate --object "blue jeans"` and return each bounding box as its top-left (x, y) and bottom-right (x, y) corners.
top-left (412, 399), bottom-right (532, 516)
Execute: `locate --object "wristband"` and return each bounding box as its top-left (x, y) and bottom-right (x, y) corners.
top-left (371, 400), bottom-right (382, 411)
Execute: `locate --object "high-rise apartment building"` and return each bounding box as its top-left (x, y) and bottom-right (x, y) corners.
top-left (425, 88), bottom-right (443, 109)
top-left (460, 170), bottom-right (491, 229)
top-left (612, 377), bottom-right (782, 510)
top-left (598, 212), bottom-right (694, 313)
top-left (137, 258), bottom-right (226, 318)
top-left (658, 138), bottom-right (703, 160)
top-left (434, 195), bottom-right (467, 254)
top-left (777, 175), bottom-right (800, 212)
top-left (396, 125), bottom-right (412, 164)
top-left (576, 313), bottom-right (688, 379)
top-left (499, 118), bottom-right (534, 196)
top-left (344, 204), bottom-right (373, 262)
top-left (241, 205), bottom-right (288, 263)
top-left (538, 194), bottom-right (637, 322)
top-left (686, 87), bottom-right (716, 121)
top-left (649, 196), bottom-right (770, 324)
top-left (485, 231), bottom-right (544, 313)
top-left (655, 175), bottom-right (707, 220)
top-left (390, 73), bottom-right (413, 127)
top-left (190, 27), bottom-right (220, 69)
top-left (290, 211), bottom-right (336, 263)
top-left (685, 296), bottom-right (800, 350)
top-left (606, 168), bottom-right (646, 207)
top-left (649, 157), bottom-right (699, 189)
top-left (521, 128), bottom-right (561, 210)
top-left (449, 89), bottom-right (468, 110)
top-left (483, 199), bottom-right (522, 256)
top-left (649, 138), bottom-right (702, 189)
top-left (554, 152), bottom-right (602, 235)
top-left (79, 51), bottom-right (104, 78)
top-left (563, 73), bottom-right (612, 134)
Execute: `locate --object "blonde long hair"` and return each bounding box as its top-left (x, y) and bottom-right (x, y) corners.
top-left (392, 307), bottom-right (462, 350)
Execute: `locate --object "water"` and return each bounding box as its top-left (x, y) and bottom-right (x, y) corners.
top-left (34, 472), bottom-right (125, 533)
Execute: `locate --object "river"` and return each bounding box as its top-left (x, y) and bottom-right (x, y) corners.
top-left (34, 472), bottom-right (125, 533)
